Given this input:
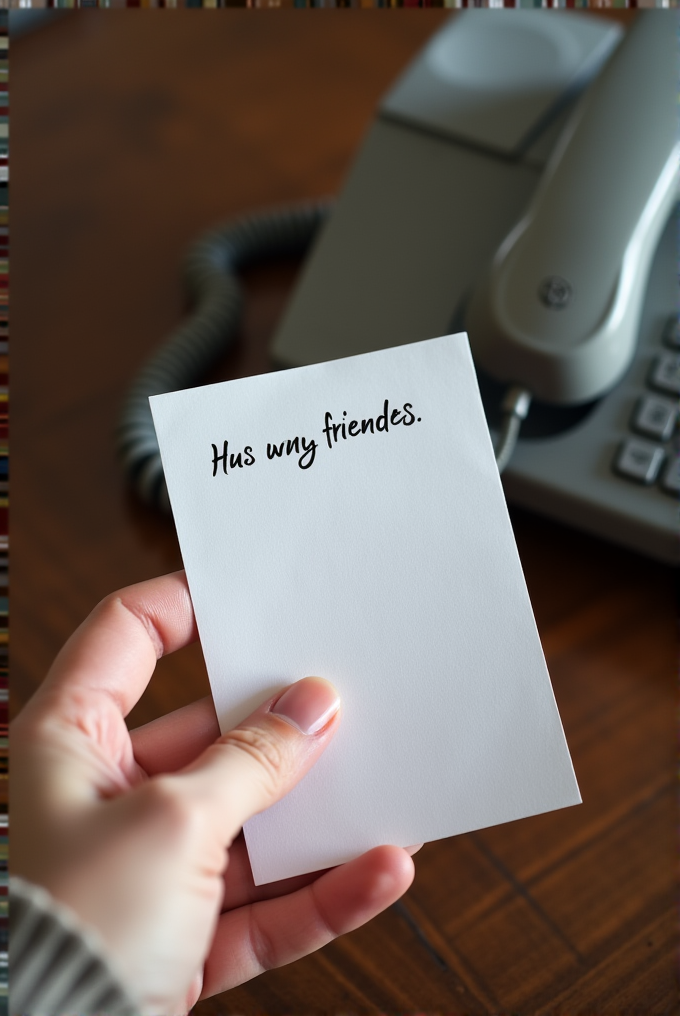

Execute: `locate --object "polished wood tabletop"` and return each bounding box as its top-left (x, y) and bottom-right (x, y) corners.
top-left (12, 10), bottom-right (677, 1015)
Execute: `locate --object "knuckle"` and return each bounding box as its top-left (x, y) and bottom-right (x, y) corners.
top-left (95, 592), bottom-right (164, 660)
top-left (220, 724), bottom-right (287, 794)
top-left (248, 908), bottom-right (278, 973)
top-left (310, 880), bottom-right (340, 941)
top-left (93, 591), bottom-right (123, 626)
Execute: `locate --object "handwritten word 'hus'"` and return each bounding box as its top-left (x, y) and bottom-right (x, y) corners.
top-left (323, 401), bottom-right (420, 450)
top-left (211, 441), bottom-right (255, 476)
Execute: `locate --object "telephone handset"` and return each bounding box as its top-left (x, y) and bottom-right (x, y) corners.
top-left (466, 13), bottom-right (677, 407)
top-left (270, 11), bottom-right (679, 564)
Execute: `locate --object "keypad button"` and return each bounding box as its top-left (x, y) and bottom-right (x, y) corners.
top-left (661, 454), bottom-right (680, 496)
top-left (631, 395), bottom-right (677, 441)
top-left (648, 353), bottom-right (680, 395)
top-left (662, 316), bottom-right (680, 350)
top-left (614, 440), bottom-right (665, 484)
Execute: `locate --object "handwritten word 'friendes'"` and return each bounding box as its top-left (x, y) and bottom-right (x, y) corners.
top-left (322, 400), bottom-right (420, 450)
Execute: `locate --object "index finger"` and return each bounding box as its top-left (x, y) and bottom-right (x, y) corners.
top-left (131, 696), bottom-right (220, 775)
top-left (36, 571), bottom-right (198, 718)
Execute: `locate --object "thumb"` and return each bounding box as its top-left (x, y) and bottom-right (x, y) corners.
top-left (175, 676), bottom-right (341, 845)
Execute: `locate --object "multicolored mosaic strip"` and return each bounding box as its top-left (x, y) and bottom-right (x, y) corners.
top-left (2, 0), bottom-right (678, 8)
top-left (0, 11), bottom-right (5, 1012)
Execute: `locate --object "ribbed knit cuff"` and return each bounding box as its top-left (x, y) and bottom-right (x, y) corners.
top-left (10, 876), bottom-right (140, 1016)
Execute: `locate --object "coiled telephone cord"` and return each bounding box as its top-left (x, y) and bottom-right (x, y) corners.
top-left (116, 201), bottom-right (528, 513)
top-left (116, 200), bottom-right (331, 513)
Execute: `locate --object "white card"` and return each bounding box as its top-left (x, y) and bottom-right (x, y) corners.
top-left (150, 333), bottom-right (580, 885)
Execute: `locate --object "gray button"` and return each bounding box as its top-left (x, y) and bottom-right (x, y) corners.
top-left (649, 353), bottom-right (680, 395)
top-left (632, 395), bottom-right (677, 441)
top-left (661, 454), bottom-right (680, 495)
top-left (614, 440), bottom-right (665, 484)
top-left (662, 316), bottom-right (680, 350)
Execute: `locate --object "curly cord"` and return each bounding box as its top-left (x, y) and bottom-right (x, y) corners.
top-left (116, 200), bottom-right (332, 512)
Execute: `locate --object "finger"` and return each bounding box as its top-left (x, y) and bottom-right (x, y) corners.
top-left (175, 676), bottom-right (341, 844)
top-left (130, 697), bottom-right (219, 775)
top-left (36, 571), bottom-right (197, 718)
top-left (220, 833), bottom-right (331, 911)
top-left (219, 837), bottom-right (424, 913)
top-left (201, 845), bottom-right (415, 998)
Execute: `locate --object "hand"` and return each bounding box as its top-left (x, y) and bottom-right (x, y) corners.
top-left (11, 571), bottom-right (415, 1015)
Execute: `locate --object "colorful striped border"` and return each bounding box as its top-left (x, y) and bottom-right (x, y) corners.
top-left (2, 0), bottom-right (678, 9)
top-left (0, 10), bottom-right (6, 1013)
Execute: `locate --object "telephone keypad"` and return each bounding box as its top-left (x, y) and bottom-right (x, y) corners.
top-left (613, 315), bottom-right (679, 499)
top-left (615, 440), bottom-right (665, 484)
top-left (632, 394), bottom-right (677, 441)
top-left (648, 352), bottom-right (680, 395)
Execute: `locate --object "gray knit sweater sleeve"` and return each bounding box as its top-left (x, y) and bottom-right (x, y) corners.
top-left (10, 876), bottom-right (140, 1016)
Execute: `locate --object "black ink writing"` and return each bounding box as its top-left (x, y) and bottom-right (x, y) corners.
top-left (211, 441), bottom-right (255, 476)
top-left (209, 399), bottom-right (420, 477)
top-left (267, 435), bottom-right (317, 470)
top-left (322, 401), bottom-right (419, 450)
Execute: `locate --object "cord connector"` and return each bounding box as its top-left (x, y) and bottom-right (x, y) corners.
top-left (495, 386), bottom-right (532, 473)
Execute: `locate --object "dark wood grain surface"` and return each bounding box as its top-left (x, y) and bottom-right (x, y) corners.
top-left (12, 10), bottom-right (677, 1014)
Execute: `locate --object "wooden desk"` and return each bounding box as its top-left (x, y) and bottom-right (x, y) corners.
top-left (12, 11), bottom-right (676, 1014)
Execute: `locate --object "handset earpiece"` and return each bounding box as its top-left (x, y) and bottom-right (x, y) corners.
top-left (466, 13), bottom-right (678, 407)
